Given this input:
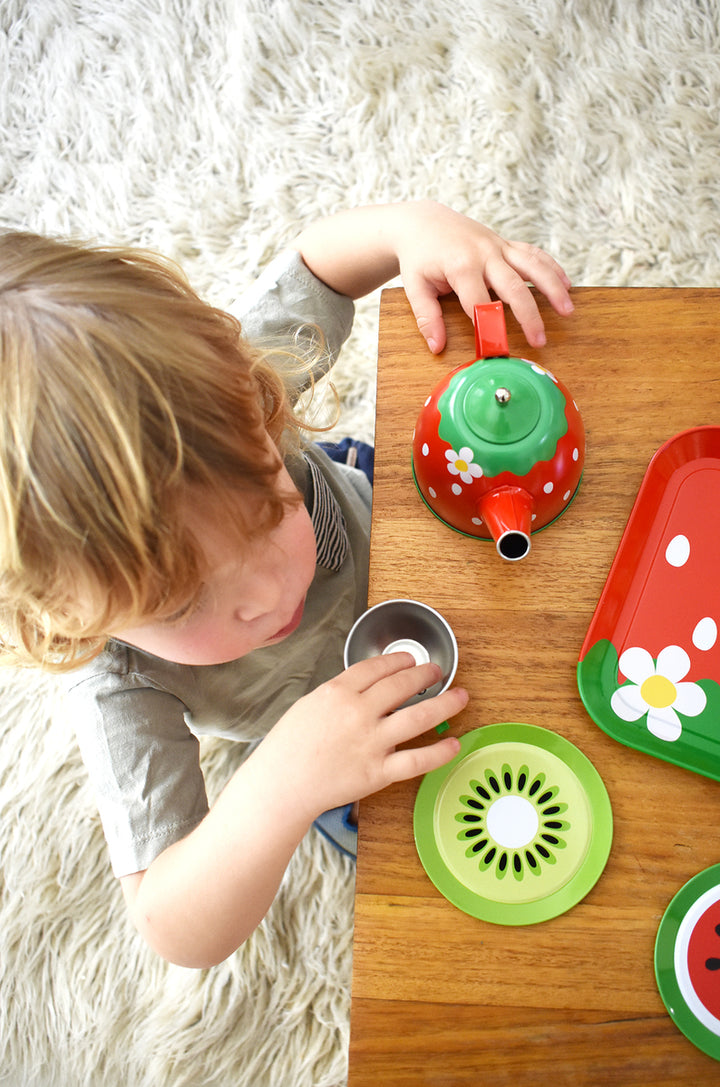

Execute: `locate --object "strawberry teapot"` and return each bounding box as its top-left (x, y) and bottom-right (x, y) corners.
top-left (412, 301), bottom-right (585, 561)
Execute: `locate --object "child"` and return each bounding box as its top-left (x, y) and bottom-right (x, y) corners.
top-left (0, 201), bottom-right (573, 968)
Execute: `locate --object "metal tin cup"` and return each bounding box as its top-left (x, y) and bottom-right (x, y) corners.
top-left (343, 598), bottom-right (458, 708)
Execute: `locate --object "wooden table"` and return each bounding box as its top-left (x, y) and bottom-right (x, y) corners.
top-left (348, 286), bottom-right (720, 1086)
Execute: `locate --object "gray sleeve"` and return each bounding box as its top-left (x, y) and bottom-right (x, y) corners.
top-left (228, 248), bottom-right (355, 397)
top-left (70, 677), bottom-right (210, 878)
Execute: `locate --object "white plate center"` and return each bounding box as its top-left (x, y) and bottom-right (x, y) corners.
top-left (486, 795), bottom-right (539, 849)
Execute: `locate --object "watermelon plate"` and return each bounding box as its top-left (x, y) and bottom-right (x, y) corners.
top-left (655, 864), bottom-right (720, 1060)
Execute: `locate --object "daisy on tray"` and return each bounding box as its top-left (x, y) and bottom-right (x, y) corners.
top-left (610, 645), bottom-right (707, 742)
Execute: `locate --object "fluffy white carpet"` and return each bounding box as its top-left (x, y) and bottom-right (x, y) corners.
top-left (1, 1), bottom-right (719, 1084)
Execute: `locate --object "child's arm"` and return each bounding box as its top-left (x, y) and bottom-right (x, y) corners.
top-left (292, 199), bottom-right (573, 353)
top-left (121, 652), bottom-right (467, 969)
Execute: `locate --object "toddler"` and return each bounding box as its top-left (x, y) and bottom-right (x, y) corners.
top-left (0, 201), bottom-right (573, 967)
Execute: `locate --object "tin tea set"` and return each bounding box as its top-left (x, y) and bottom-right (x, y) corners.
top-left (343, 301), bottom-right (720, 1061)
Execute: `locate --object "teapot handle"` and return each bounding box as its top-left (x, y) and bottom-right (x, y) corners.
top-left (474, 301), bottom-right (509, 359)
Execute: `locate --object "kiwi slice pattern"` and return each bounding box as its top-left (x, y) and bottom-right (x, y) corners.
top-left (456, 762), bottom-right (570, 882)
top-left (415, 725), bottom-right (612, 923)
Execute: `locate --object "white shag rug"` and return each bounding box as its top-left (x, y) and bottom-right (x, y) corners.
top-left (1, 2), bottom-right (719, 1085)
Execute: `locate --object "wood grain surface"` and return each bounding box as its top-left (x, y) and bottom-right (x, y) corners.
top-left (348, 286), bottom-right (720, 1085)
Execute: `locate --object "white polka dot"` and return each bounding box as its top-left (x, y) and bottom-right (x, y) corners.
top-left (531, 513), bottom-right (537, 521)
top-left (693, 617), bottom-right (717, 651)
top-left (422, 442), bottom-right (429, 456)
top-left (573, 448), bottom-right (579, 461)
top-left (563, 490), bottom-right (571, 502)
top-left (543, 482), bottom-right (554, 494)
top-left (666, 534), bottom-right (690, 567)
top-left (424, 395), bottom-right (432, 407)
top-left (471, 517), bottom-right (482, 525)
top-left (451, 483), bottom-right (462, 495)
top-left (428, 487), bottom-right (437, 499)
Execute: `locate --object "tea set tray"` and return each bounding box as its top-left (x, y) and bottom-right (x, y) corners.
top-left (577, 426), bottom-right (720, 781)
top-left (413, 722), bottom-right (612, 925)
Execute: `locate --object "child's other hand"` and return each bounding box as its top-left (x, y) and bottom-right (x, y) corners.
top-left (396, 200), bottom-right (573, 354)
top-left (264, 652), bottom-right (468, 821)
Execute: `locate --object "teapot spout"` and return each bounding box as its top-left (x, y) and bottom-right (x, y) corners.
top-left (478, 486), bottom-right (533, 561)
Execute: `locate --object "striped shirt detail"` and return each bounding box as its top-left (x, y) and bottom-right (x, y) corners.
top-left (307, 457), bottom-right (349, 572)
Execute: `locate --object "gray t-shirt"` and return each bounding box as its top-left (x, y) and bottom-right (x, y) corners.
top-left (65, 250), bottom-right (371, 877)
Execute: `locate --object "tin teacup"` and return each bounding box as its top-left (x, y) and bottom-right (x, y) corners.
top-left (344, 598), bottom-right (458, 708)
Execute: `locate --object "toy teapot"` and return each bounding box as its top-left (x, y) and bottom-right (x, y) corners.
top-left (412, 301), bottom-right (585, 561)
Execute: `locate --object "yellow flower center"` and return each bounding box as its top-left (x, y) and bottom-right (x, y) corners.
top-left (640, 674), bottom-right (677, 709)
top-left (455, 458), bottom-right (469, 473)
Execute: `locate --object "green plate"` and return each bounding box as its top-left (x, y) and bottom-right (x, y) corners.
top-left (413, 722), bottom-right (613, 925)
top-left (655, 864), bottom-right (720, 1060)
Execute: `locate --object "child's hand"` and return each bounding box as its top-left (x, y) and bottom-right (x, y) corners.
top-left (125, 653), bottom-right (465, 966)
top-left (395, 201), bottom-right (573, 354)
top-left (295, 200), bottom-right (573, 355)
top-left (261, 652), bottom-right (467, 821)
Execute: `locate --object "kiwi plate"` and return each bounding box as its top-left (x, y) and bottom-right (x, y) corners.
top-left (413, 722), bottom-right (613, 925)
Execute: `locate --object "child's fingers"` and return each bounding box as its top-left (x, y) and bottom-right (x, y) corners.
top-left (443, 261), bottom-right (553, 352)
top-left (468, 258), bottom-right (548, 348)
top-left (503, 239), bottom-right (570, 280)
top-left (448, 242), bottom-right (572, 350)
top-left (369, 659), bottom-right (445, 713)
top-left (383, 684), bottom-right (469, 749)
top-left (342, 651), bottom-right (434, 695)
top-left (503, 243), bottom-right (574, 316)
top-left (385, 732), bottom-right (462, 784)
top-left (401, 275), bottom-right (451, 355)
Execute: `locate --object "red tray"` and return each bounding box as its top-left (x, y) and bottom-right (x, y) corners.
top-left (577, 427), bottom-right (720, 780)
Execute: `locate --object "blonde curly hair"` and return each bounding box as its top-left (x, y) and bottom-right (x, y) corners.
top-left (0, 231), bottom-right (308, 670)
